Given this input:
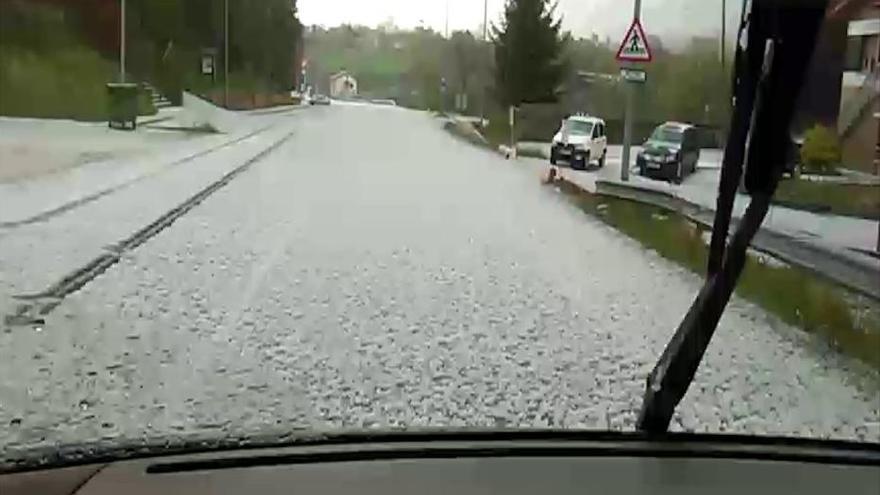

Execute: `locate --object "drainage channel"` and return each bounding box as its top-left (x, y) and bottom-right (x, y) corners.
top-left (0, 125), bottom-right (274, 230)
top-left (4, 130), bottom-right (295, 327)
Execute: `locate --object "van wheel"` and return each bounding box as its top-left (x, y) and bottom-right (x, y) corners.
top-left (598, 151), bottom-right (606, 168)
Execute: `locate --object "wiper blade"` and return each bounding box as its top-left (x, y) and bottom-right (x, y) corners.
top-left (637, 0), bottom-right (829, 433)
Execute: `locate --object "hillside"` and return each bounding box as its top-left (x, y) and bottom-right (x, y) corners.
top-left (0, 1), bottom-right (129, 120)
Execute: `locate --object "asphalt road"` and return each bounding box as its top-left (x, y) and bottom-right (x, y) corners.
top-left (1, 103), bottom-right (878, 458)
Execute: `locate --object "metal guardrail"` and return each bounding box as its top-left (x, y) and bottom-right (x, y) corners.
top-left (593, 179), bottom-right (880, 302)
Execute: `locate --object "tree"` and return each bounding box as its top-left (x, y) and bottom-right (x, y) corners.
top-left (492, 0), bottom-right (567, 106)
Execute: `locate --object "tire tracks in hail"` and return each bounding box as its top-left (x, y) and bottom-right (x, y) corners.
top-left (4, 130), bottom-right (295, 327)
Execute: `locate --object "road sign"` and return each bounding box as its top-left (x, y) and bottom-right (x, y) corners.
top-left (616, 18), bottom-right (652, 63)
top-left (620, 68), bottom-right (647, 83)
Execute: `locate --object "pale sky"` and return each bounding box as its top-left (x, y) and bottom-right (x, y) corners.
top-left (298, 0), bottom-right (743, 48)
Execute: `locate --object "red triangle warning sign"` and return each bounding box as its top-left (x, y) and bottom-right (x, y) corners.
top-left (616, 19), bottom-right (652, 63)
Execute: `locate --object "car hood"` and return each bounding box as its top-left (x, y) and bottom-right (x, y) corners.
top-left (553, 132), bottom-right (589, 145)
top-left (4, 429), bottom-right (879, 474)
top-left (641, 140), bottom-right (680, 155)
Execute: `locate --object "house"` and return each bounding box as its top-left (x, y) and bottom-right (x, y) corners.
top-left (797, 0), bottom-right (879, 174)
top-left (838, 1), bottom-right (879, 173)
top-left (329, 71), bottom-right (358, 99)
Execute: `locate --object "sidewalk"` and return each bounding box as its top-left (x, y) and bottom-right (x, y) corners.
top-left (0, 93), bottom-right (310, 227)
top-left (0, 117), bottom-right (273, 227)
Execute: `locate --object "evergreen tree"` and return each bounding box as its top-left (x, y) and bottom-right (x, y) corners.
top-left (492, 0), bottom-right (567, 106)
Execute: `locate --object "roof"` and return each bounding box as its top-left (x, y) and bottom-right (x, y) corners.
top-left (567, 114), bottom-right (604, 123)
top-left (661, 121), bottom-right (695, 130)
top-left (329, 71), bottom-right (354, 81)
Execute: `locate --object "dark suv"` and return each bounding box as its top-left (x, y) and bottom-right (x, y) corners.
top-left (636, 122), bottom-right (701, 184)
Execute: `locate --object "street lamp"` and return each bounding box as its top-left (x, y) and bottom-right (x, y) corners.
top-left (225, 0), bottom-right (230, 108)
top-left (445, 0), bottom-right (450, 38)
top-left (119, 0), bottom-right (126, 82)
top-left (480, 0), bottom-right (488, 126)
top-left (721, 0), bottom-right (726, 74)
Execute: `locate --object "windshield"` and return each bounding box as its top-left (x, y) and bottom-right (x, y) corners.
top-left (2, 0), bottom-right (878, 468)
top-left (649, 126), bottom-right (683, 144)
top-left (565, 119), bottom-right (594, 135)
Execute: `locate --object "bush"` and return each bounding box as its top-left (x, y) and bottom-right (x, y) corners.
top-left (800, 125), bottom-right (841, 174)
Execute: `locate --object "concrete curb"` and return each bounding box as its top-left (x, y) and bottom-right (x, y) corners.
top-left (589, 178), bottom-right (880, 302)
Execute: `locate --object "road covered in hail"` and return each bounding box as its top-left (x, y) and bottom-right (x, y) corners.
top-left (1, 103), bottom-right (877, 458)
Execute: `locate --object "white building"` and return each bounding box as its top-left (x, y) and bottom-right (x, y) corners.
top-left (329, 71), bottom-right (358, 99)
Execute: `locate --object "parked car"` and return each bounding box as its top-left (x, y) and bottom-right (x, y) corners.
top-left (784, 135), bottom-right (804, 176)
top-left (310, 94), bottom-right (331, 105)
top-left (636, 122), bottom-right (701, 184)
top-left (550, 114), bottom-right (607, 170)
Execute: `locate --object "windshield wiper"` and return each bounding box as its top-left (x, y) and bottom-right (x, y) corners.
top-left (637, 0), bottom-right (830, 433)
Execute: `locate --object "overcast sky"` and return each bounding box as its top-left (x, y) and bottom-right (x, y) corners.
top-left (298, 0), bottom-right (744, 48)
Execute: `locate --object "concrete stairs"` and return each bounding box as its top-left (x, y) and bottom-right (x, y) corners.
top-left (142, 82), bottom-right (173, 109)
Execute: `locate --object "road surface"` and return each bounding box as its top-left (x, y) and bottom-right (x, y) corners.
top-left (1, 103), bottom-right (877, 458)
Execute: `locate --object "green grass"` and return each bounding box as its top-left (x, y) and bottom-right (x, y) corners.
top-left (558, 180), bottom-right (880, 370)
top-left (774, 179), bottom-right (879, 219)
top-left (442, 121), bottom-right (491, 149)
top-left (0, 45), bottom-right (116, 120)
top-left (483, 115), bottom-right (513, 148)
top-left (0, 45), bottom-right (160, 121)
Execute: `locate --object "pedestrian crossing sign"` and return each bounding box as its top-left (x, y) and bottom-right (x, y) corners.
top-left (616, 18), bottom-right (652, 63)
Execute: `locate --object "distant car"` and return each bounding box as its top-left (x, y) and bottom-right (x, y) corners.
top-left (637, 122), bottom-right (701, 184)
top-left (550, 114), bottom-right (607, 170)
top-left (310, 94), bottom-right (331, 105)
top-left (784, 135), bottom-right (804, 176)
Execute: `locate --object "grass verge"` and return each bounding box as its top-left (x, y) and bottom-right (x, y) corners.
top-left (773, 179), bottom-right (879, 219)
top-left (442, 120), bottom-right (492, 150)
top-left (0, 45), bottom-right (114, 120)
top-left (0, 45), bottom-right (159, 121)
top-left (557, 179), bottom-right (880, 370)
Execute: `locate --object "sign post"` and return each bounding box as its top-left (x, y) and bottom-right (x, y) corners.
top-left (616, 1), bottom-right (652, 182)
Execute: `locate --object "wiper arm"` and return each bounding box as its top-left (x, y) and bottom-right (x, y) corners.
top-left (637, 0), bottom-right (829, 434)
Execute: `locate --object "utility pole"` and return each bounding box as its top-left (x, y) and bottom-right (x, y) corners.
top-left (480, 0), bottom-right (488, 126)
top-left (482, 0), bottom-right (488, 40)
top-left (620, 0), bottom-right (642, 182)
top-left (119, 0), bottom-right (126, 82)
top-left (445, 0), bottom-right (450, 38)
top-left (224, 0), bottom-right (230, 108)
top-left (721, 0), bottom-right (727, 74)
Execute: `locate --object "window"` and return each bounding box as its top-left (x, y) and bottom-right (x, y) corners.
top-left (844, 36), bottom-right (865, 72)
top-left (650, 126), bottom-right (684, 143)
top-left (567, 120), bottom-right (593, 135)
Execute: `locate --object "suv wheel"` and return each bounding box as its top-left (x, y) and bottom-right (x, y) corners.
top-left (598, 150), bottom-right (606, 168)
top-left (575, 152), bottom-right (589, 170)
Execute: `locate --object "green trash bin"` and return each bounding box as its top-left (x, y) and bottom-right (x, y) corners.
top-left (107, 83), bottom-right (139, 130)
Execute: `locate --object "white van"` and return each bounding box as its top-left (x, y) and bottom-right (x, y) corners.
top-left (550, 115), bottom-right (608, 169)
